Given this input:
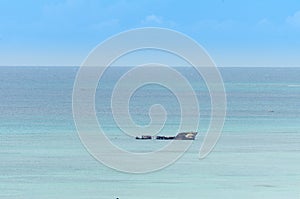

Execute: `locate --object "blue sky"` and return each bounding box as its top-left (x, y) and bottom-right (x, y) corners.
top-left (0, 0), bottom-right (300, 66)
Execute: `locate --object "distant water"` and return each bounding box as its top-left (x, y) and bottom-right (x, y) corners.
top-left (0, 66), bottom-right (300, 199)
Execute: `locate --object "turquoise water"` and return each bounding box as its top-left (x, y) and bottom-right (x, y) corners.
top-left (0, 67), bottom-right (300, 198)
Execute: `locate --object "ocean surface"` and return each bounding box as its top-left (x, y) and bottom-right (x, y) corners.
top-left (0, 66), bottom-right (300, 199)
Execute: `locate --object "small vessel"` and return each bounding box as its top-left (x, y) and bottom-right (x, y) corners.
top-left (156, 136), bottom-right (175, 140)
top-left (135, 135), bottom-right (152, 140)
top-left (174, 132), bottom-right (197, 140)
top-left (135, 132), bottom-right (197, 140)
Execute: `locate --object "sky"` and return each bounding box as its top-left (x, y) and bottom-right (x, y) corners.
top-left (0, 0), bottom-right (300, 67)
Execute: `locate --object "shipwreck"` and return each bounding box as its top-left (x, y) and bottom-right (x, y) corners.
top-left (135, 132), bottom-right (197, 140)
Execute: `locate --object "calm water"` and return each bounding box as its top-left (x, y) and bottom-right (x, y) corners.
top-left (0, 67), bottom-right (300, 199)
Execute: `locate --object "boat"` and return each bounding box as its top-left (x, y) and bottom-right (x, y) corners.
top-left (135, 135), bottom-right (152, 140)
top-left (135, 132), bottom-right (197, 140)
top-left (174, 132), bottom-right (197, 140)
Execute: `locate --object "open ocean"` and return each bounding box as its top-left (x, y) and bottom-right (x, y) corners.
top-left (1, 66), bottom-right (300, 199)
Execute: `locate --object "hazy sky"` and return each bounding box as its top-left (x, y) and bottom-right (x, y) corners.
top-left (0, 0), bottom-right (300, 66)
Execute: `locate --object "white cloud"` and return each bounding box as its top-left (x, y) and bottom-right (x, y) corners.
top-left (257, 18), bottom-right (270, 26)
top-left (142, 15), bottom-right (163, 24)
top-left (141, 15), bottom-right (177, 28)
top-left (255, 18), bottom-right (276, 31)
top-left (286, 10), bottom-right (300, 27)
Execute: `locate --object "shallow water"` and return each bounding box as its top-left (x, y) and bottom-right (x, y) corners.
top-left (0, 67), bottom-right (300, 198)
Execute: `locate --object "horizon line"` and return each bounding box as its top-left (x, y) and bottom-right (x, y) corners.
top-left (0, 65), bottom-right (300, 68)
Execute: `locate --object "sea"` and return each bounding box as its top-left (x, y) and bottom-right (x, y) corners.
top-left (0, 66), bottom-right (300, 199)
